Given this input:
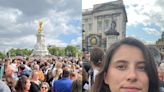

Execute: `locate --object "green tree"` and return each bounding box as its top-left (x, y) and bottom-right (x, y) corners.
top-left (22, 49), bottom-right (32, 56)
top-left (8, 48), bottom-right (17, 57)
top-left (7, 48), bottom-right (32, 57)
top-left (58, 48), bottom-right (65, 56)
top-left (48, 47), bottom-right (59, 55)
top-left (65, 45), bottom-right (78, 57)
top-left (48, 47), bottom-right (65, 56)
top-left (0, 51), bottom-right (5, 59)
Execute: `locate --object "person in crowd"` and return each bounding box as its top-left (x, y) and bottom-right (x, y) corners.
top-left (18, 64), bottom-right (30, 77)
top-left (53, 67), bottom-right (73, 92)
top-left (82, 68), bottom-right (89, 92)
top-left (23, 60), bottom-right (32, 75)
top-left (40, 82), bottom-right (50, 92)
top-left (51, 62), bottom-right (63, 86)
top-left (0, 60), bottom-right (4, 79)
top-left (51, 68), bottom-right (63, 89)
top-left (5, 64), bottom-right (19, 80)
top-left (92, 37), bottom-right (159, 92)
top-left (52, 62), bottom-right (63, 76)
top-left (71, 79), bottom-right (82, 92)
top-left (29, 70), bottom-right (41, 92)
top-left (15, 75), bottom-right (31, 92)
top-left (4, 62), bottom-right (13, 78)
top-left (70, 72), bottom-right (78, 81)
top-left (0, 79), bottom-right (11, 92)
top-left (5, 77), bottom-right (16, 92)
top-left (4, 58), bottom-right (11, 68)
top-left (89, 46), bottom-right (104, 87)
top-left (82, 51), bottom-right (91, 73)
top-left (33, 64), bottom-right (45, 81)
top-left (52, 68), bottom-right (63, 81)
top-left (45, 69), bottom-right (53, 87)
top-left (147, 46), bottom-right (162, 66)
top-left (11, 59), bottom-right (18, 80)
top-left (159, 63), bottom-right (164, 91)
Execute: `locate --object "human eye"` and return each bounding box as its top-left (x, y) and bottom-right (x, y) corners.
top-left (136, 64), bottom-right (145, 71)
top-left (116, 64), bottom-right (127, 70)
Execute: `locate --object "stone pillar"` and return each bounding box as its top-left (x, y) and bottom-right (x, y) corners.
top-left (105, 19), bottom-right (119, 49)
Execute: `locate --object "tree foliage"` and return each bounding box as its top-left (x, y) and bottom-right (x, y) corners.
top-left (3, 45), bottom-right (81, 58)
top-left (0, 51), bottom-right (5, 59)
top-left (65, 45), bottom-right (78, 57)
top-left (48, 45), bottom-right (80, 57)
top-left (48, 47), bottom-right (65, 56)
top-left (7, 48), bottom-right (32, 57)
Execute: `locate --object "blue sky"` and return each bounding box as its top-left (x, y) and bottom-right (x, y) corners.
top-left (58, 33), bottom-right (81, 43)
top-left (82, 0), bottom-right (164, 45)
top-left (127, 23), bottom-right (161, 42)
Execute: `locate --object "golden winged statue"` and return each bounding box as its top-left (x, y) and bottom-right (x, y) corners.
top-left (38, 21), bottom-right (43, 33)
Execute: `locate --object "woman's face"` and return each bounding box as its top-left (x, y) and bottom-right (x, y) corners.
top-left (32, 71), bottom-right (39, 79)
top-left (104, 45), bottom-right (149, 92)
top-left (40, 84), bottom-right (48, 92)
top-left (25, 79), bottom-right (31, 91)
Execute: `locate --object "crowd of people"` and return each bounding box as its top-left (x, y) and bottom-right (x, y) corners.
top-left (0, 56), bottom-right (83, 92)
top-left (1, 37), bottom-right (164, 92)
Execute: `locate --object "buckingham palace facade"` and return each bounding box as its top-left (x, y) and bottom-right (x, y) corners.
top-left (82, 0), bottom-right (127, 51)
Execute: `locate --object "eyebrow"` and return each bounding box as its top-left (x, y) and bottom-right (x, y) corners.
top-left (111, 60), bottom-right (128, 65)
top-left (112, 60), bottom-right (146, 64)
top-left (136, 61), bottom-right (145, 64)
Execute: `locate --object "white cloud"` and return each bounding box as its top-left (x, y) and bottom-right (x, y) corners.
top-left (94, 0), bottom-right (116, 4)
top-left (126, 34), bottom-right (137, 38)
top-left (0, 7), bottom-right (22, 23)
top-left (126, 35), bottom-right (156, 45)
top-left (18, 35), bottom-right (36, 45)
top-left (124, 0), bottom-right (159, 26)
top-left (143, 27), bottom-right (160, 36)
top-left (47, 38), bottom-right (68, 47)
top-left (0, 0), bottom-right (81, 52)
top-left (40, 10), bottom-right (81, 37)
top-left (70, 36), bottom-right (82, 46)
top-left (82, 0), bottom-right (116, 9)
top-left (124, 0), bottom-right (164, 35)
top-left (144, 40), bottom-right (155, 45)
top-left (82, 0), bottom-right (94, 9)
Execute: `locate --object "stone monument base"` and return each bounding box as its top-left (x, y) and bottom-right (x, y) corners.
top-left (31, 50), bottom-right (49, 56)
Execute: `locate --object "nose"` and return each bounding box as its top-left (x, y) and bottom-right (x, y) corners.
top-left (126, 69), bottom-right (137, 82)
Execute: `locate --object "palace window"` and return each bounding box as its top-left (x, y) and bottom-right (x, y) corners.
top-left (97, 21), bottom-right (102, 31)
top-left (89, 23), bottom-right (92, 31)
top-left (104, 20), bottom-right (109, 30)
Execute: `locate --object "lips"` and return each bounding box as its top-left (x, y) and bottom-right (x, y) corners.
top-left (121, 86), bottom-right (141, 92)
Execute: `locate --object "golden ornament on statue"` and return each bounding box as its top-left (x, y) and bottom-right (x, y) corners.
top-left (38, 21), bottom-right (43, 33)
